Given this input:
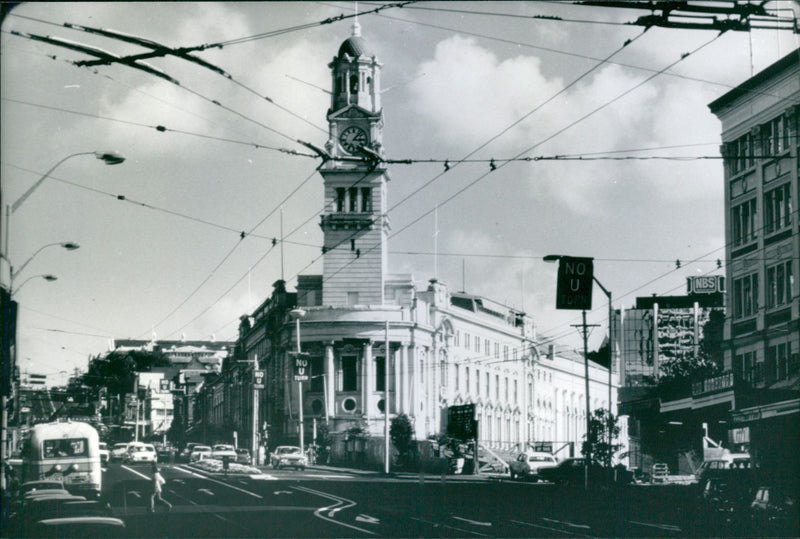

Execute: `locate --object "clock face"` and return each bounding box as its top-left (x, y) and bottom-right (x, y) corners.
top-left (339, 126), bottom-right (368, 154)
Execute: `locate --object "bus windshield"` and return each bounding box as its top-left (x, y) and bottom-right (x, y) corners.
top-left (43, 438), bottom-right (88, 458)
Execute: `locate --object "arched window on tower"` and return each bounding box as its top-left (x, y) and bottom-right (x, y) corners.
top-left (360, 188), bottom-right (371, 212)
top-left (350, 74), bottom-right (359, 93)
top-left (349, 187), bottom-right (358, 212)
top-left (336, 188), bottom-right (345, 212)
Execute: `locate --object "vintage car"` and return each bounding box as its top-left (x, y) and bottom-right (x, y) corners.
top-left (508, 452), bottom-right (558, 480)
top-left (235, 448), bottom-right (252, 465)
top-left (189, 445), bottom-right (213, 462)
top-left (98, 442), bottom-right (110, 465)
top-left (211, 444), bottom-right (237, 461)
top-left (124, 443), bottom-right (157, 464)
top-left (270, 446), bottom-right (307, 470)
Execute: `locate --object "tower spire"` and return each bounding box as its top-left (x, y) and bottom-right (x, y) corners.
top-left (352, 2), bottom-right (361, 37)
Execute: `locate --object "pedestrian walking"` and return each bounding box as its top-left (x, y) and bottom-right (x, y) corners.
top-left (149, 463), bottom-right (172, 513)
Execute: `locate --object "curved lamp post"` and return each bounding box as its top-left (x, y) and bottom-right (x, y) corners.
top-left (1, 151), bottom-right (123, 486)
top-left (11, 242), bottom-right (79, 282)
top-left (545, 254), bottom-right (615, 471)
top-left (11, 274), bottom-right (57, 297)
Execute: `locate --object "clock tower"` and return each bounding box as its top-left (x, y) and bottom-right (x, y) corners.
top-left (319, 21), bottom-right (390, 306)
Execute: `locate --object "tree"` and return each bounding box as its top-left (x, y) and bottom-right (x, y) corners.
top-left (581, 408), bottom-right (623, 468)
top-left (389, 413), bottom-right (414, 467)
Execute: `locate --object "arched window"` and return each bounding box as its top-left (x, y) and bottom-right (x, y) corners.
top-left (350, 74), bottom-right (359, 93)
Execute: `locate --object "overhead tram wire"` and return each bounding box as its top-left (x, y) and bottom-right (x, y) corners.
top-left (7, 29), bottom-right (311, 149)
top-left (370, 10), bottom-right (794, 100)
top-left (139, 167), bottom-right (320, 340)
top-left (292, 32), bottom-right (727, 348)
top-left (310, 29), bottom-right (654, 291)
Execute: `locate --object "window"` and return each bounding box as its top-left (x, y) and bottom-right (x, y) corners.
top-left (764, 183), bottom-right (791, 234)
top-left (766, 343), bottom-right (789, 383)
top-left (766, 260), bottom-right (793, 309)
top-left (494, 343), bottom-right (499, 358)
top-left (336, 188), bottom-right (345, 212)
top-left (360, 188), bottom-right (371, 212)
top-left (475, 368), bottom-right (480, 395)
top-left (455, 364), bottom-right (460, 391)
top-left (733, 272), bottom-right (759, 319)
top-left (310, 356), bottom-right (324, 392)
top-left (514, 380), bottom-right (518, 404)
top-left (732, 198), bottom-right (757, 246)
top-left (727, 132), bottom-right (753, 175)
top-left (474, 336), bottom-right (480, 352)
top-left (504, 377), bottom-right (509, 401)
top-left (484, 339), bottom-right (490, 356)
top-left (454, 331), bottom-right (460, 347)
top-left (485, 372), bottom-right (489, 396)
top-left (349, 73), bottom-right (359, 93)
top-left (348, 187), bottom-right (358, 212)
top-left (342, 356), bottom-right (357, 391)
top-left (762, 116), bottom-right (788, 157)
top-left (375, 355), bottom-right (385, 391)
top-left (44, 438), bottom-right (88, 458)
top-left (503, 345), bottom-right (509, 360)
top-left (464, 333), bottom-right (470, 350)
top-left (466, 367), bottom-right (470, 393)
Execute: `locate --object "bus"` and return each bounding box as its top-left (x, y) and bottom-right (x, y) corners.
top-left (21, 421), bottom-right (102, 499)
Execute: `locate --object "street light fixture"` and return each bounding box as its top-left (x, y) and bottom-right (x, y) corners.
top-left (1, 150), bottom-right (124, 486)
top-left (545, 254), bottom-right (615, 470)
top-left (11, 274), bottom-right (57, 297)
top-left (10, 242), bottom-right (80, 281)
top-left (289, 308), bottom-right (307, 452)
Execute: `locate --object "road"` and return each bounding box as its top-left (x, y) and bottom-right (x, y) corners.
top-left (95, 462), bottom-right (791, 538)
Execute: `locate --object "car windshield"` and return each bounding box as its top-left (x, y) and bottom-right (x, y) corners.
top-left (236, 449), bottom-right (248, 454)
top-left (278, 447), bottom-right (300, 454)
top-left (214, 445), bottom-right (234, 451)
top-left (530, 456), bottom-right (554, 462)
top-left (194, 446), bottom-right (211, 452)
top-left (113, 444), bottom-right (127, 449)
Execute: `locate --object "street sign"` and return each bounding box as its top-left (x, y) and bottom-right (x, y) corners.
top-left (253, 369), bottom-right (265, 389)
top-left (555, 256), bottom-right (594, 310)
top-left (291, 352), bottom-right (310, 382)
top-left (447, 404), bottom-right (477, 440)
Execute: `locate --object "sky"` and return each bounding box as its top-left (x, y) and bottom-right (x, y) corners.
top-left (2, 1), bottom-right (798, 386)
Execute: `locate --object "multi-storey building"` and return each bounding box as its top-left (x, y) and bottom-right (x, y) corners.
top-left (708, 50), bottom-right (799, 476)
top-left (234, 23), bottom-right (618, 466)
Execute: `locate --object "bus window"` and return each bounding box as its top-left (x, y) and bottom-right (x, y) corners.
top-left (43, 438), bottom-right (88, 458)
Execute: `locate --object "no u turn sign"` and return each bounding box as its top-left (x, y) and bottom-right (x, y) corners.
top-left (555, 256), bottom-right (594, 310)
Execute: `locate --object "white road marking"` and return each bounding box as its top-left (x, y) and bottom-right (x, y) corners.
top-left (510, 519), bottom-right (587, 536)
top-left (293, 485), bottom-right (375, 536)
top-left (128, 491), bottom-right (141, 498)
top-left (355, 514), bottom-right (380, 524)
top-left (249, 474), bottom-right (277, 480)
top-left (198, 488), bottom-right (215, 496)
top-left (121, 464), bottom-right (150, 480)
top-left (173, 465), bottom-right (263, 499)
top-left (274, 491), bottom-right (293, 495)
top-left (409, 516), bottom-right (489, 537)
top-left (543, 517), bottom-right (591, 529)
top-left (629, 520), bottom-right (682, 532)
top-left (453, 516), bottom-right (492, 527)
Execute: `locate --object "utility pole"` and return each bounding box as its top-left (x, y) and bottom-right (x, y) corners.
top-left (384, 320), bottom-right (390, 474)
top-left (573, 312), bottom-right (599, 491)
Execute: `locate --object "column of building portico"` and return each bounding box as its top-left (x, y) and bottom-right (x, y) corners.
top-left (325, 342), bottom-right (335, 420)
top-left (400, 343), bottom-right (409, 415)
top-left (431, 340), bottom-right (440, 433)
top-left (393, 344), bottom-right (401, 414)
top-left (363, 342), bottom-right (373, 417)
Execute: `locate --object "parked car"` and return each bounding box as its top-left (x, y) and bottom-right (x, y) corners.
top-left (651, 462), bottom-right (669, 483)
top-left (179, 443), bottom-right (200, 462)
top-left (270, 446), bottom-right (307, 470)
top-left (537, 458), bottom-right (589, 486)
top-left (98, 443), bottom-right (110, 465)
top-left (110, 443), bottom-right (129, 462)
top-left (18, 480), bottom-right (66, 497)
top-left (235, 448), bottom-right (252, 465)
top-left (189, 445), bottom-right (213, 462)
top-left (29, 515), bottom-right (126, 538)
top-left (750, 485), bottom-right (798, 534)
top-left (124, 443), bottom-right (157, 464)
top-left (508, 452), bottom-right (558, 480)
top-left (211, 444), bottom-right (237, 461)
top-left (156, 444), bottom-right (177, 462)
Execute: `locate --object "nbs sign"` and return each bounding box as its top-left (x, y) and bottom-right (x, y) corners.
top-left (555, 256), bottom-right (594, 310)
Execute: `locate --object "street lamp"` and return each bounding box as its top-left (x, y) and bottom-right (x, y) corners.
top-left (11, 274), bottom-right (57, 297)
top-left (289, 308), bottom-right (307, 452)
top-left (1, 150), bottom-right (123, 487)
top-left (10, 242), bottom-right (79, 282)
top-left (545, 254), bottom-right (615, 470)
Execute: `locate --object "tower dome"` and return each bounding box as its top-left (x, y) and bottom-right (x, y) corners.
top-left (337, 18), bottom-right (372, 59)
top-left (338, 35), bottom-right (372, 59)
